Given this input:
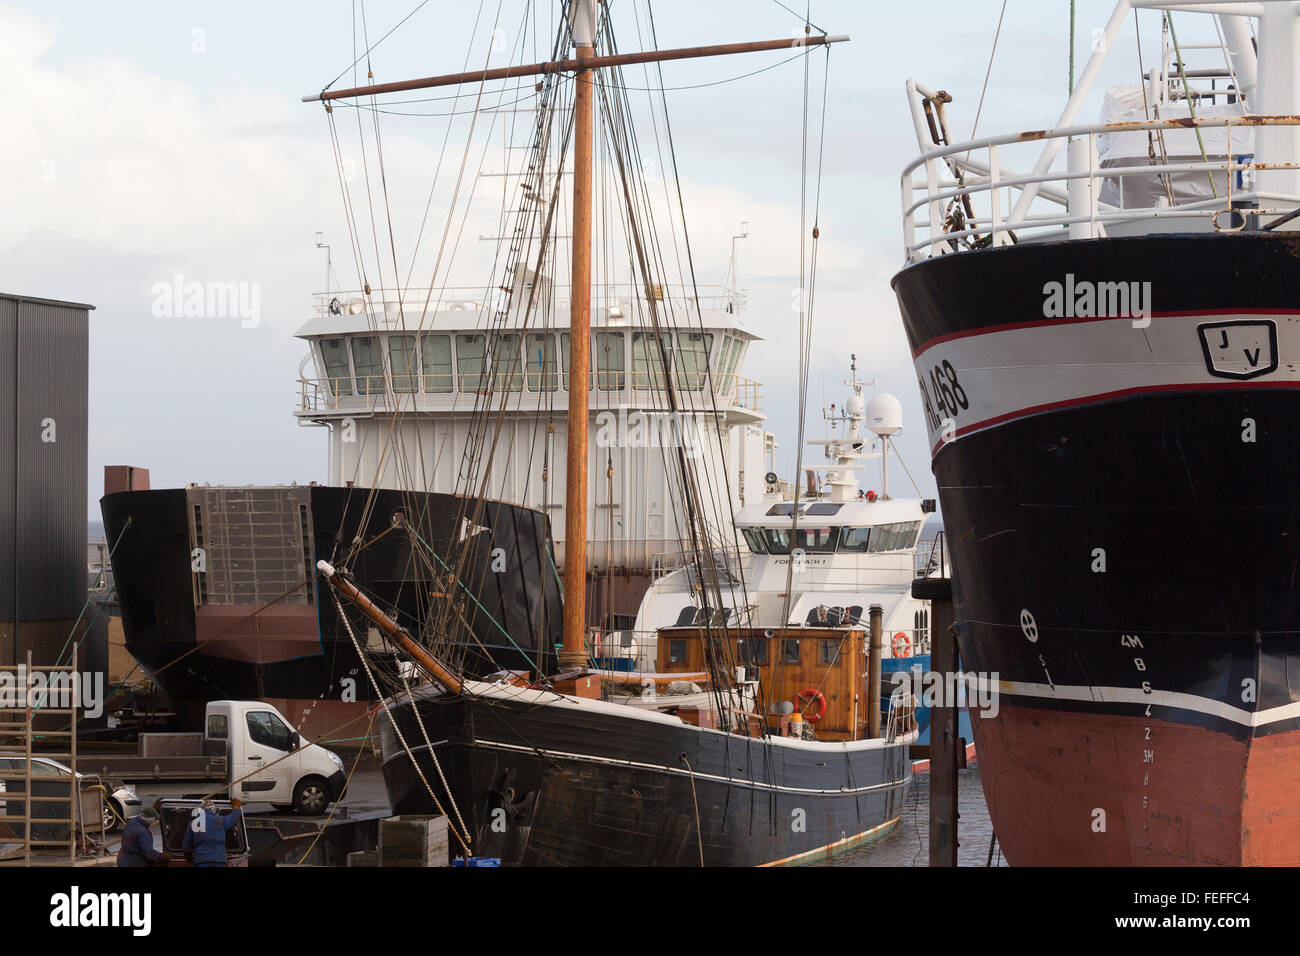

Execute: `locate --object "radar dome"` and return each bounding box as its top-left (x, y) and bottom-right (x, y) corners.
top-left (864, 392), bottom-right (903, 436)
top-left (844, 393), bottom-right (866, 418)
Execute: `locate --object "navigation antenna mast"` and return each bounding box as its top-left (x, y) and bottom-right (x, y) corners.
top-left (303, 6), bottom-right (849, 674)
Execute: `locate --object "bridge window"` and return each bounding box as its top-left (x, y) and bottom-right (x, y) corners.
top-left (794, 527), bottom-right (839, 553)
top-left (675, 332), bottom-right (713, 390)
top-left (840, 527), bottom-right (871, 552)
top-left (762, 528), bottom-right (792, 554)
top-left (525, 332), bottom-right (558, 392)
top-left (495, 333), bottom-right (523, 391)
top-left (351, 336), bottom-right (385, 396)
top-left (631, 331), bottom-right (672, 390)
top-left (389, 335), bottom-right (418, 393)
top-left (719, 336), bottom-right (743, 388)
top-left (422, 334), bottom-right (453, 393)
top-left (456, 334), bottom-right (488, 392)
top-left (320, 337), bottom-right (352, 396)
top-left (594, 330), bottom-right (625, 391)
top-left (741, 529), bottom-right (767, 553)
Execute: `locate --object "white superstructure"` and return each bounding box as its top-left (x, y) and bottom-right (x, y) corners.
top-left (629, 363), bottom-right (937, 671)
top-left (292, 278), bottom-right (775, 624)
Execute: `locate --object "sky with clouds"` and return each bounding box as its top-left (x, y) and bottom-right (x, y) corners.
top-left (0, 1), bottom-right (1231, 517)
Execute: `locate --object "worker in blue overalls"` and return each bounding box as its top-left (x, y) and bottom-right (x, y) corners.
top-left (117, 806), bottom-right (168, 867)
top-left (182, 797), bottom-right (243, 867)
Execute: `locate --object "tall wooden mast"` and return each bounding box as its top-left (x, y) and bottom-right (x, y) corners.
top-left (304, 7), bottom-right (848, 678)
top-left (558, 0), bottom-right (597, 669)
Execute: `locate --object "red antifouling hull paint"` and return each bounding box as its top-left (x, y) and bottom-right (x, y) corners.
top-left (965, 701), bottom-right (1300, 865)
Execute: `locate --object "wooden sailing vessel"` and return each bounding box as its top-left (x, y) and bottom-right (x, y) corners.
top-left (310, 1), bottom-right (914, 866)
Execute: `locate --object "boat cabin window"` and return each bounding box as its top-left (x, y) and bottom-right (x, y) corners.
top-left (782, 639), bottom-right (801, 664)
top-left (457, 334), bottom-right (488, 392)
top-left (762, 528), bottom-right (792, 553)
top-left (351, 336), bottom-right (385, 396)
top-left (525, 332), bottom-right (558, 392)
top-left (389, 335), bottom-right (418, 393)
top-left (631, 331), bottom-right (672, 390)
top-left (820, 640), bottom-right (842, 665)
top-left (765, 503), bottom-right (797, 517)
top-left (737, 636), bottom-right (767, 665)
top-left (320, 337), bottom-right (353, 396)
top-left (795, 527), bottom-right (839, 553)
top-left (805, 503), bottom-right (842, 516)
top-left (495, 334), bottom-right (523, 391)
top-left (868, 521), bottom-right (922, 553)
top-left (422, 334), bottom-right (454, 393)
top-left (717, 335), bottom-right (743, 390)
top-left (840, 526), bottom-right (871, 552)
top-left (594, 330), bottom-right (625, 390)
top-left (675, 332), bottom-right (712, 390)
top-left (666, 639), bottom-right (687, 665)
top-left (741, 529), bottom-right (767, 553)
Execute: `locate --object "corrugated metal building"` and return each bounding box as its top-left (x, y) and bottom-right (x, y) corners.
top-left (0, 293), bottom-right (93, 668)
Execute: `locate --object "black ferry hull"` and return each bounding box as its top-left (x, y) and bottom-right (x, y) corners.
top-left (893, 232), bottom-right (1300, 865)
top-left (379, 685), bottom-right (912, 866)
top-left (100, 486), bottom-right (562, 740)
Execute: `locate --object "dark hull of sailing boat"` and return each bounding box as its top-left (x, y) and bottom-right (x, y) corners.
top-left (893, 231), bottom-right (1300, 865)
top-left (379, 685), bottom-right (912, 866)
top-left (101, 486), bottom-right (561, 740)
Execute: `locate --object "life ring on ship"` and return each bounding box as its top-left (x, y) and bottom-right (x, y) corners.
top-left (793, 688), bottom-right (827, 722)
top-left (891, 632), bottom-right (912, 658)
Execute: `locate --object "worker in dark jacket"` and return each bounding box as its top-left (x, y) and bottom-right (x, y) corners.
top-left (182, 798), bottom-right (243, 867)
top-left (117, 807), bottom-right (167, 867)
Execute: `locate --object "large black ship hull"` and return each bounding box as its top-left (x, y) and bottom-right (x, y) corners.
top-left (893, 232), bottom-right (1300, 865)
top-left (379, 683), bottom-right (912, 866)
top-left (101, 486), bottom-right (562, 741)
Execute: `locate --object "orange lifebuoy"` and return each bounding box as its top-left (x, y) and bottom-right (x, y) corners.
top-left (793, 688), bottom-right (827, 722)
top-left (891, 631), bottom-right (912, 658)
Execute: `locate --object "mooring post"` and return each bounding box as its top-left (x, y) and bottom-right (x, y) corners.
top-left (914, 573), bottom-right (957, 866)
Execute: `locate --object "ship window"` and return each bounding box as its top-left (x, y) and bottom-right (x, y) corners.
top-left (559, 332), bottom-right (592, 391)
top-left (741, 529), bottom-right (767, 553)
top-left (422, 334), bottom-right (454, 393)
top-left (389, 335), bottom-right (418, 393)
top-left (594, 330), bottom-right (625, 391)
top-left (782, 639), bottom-right (801, 664)
top-left (794, 527), bottom-right (839, 553)
top-left (675, 332), bottom-right (712, 390)
top-left (738, 637), bottom-right (767, 665)
top-left (765, 503), bottom-right (796, 516)
top-left (762, 529), bottom-right (792, 554)
top-left (457, 334), bottom-right (488, 392)
top-left (320, 337), bottom-right (353, 397)
top-left (667, 639), bottom-right (687, 664)
top-left (351, 336), bottom-right (385, 397)
top-left (631, 331), bottom-right (672, 390)
top-left (721, 337), bottom-right (744, 387)
top-left (525, 333), bottom-right (558, 392)
top-left (841, 527), bottom-right (871, 552)
top-left (805, 503), bottom-right (842, 516)
top-left (820, 640), bottom-right (841, 665)
top-left (494, 334), bottom-right (523, 391)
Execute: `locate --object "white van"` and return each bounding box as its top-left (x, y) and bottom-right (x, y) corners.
top-left (205, 701), bottom-right (347, 815)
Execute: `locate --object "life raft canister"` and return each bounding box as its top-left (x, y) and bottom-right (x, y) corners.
top-left (793, 688), bottom-right (827, 722)
top-left (891, 631), bottom-right (912, 658)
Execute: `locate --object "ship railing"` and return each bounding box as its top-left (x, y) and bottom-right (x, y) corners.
top-left (884, 689), bottom-right (919, 743)
top-left (650, 546), bottom-right (747, 584)
top-left (915, 531), bottom-right (947, 580)
top-left (901, 113), bottom-right (1300, 263)
top-left (312, 283), bottom-right (746, 319)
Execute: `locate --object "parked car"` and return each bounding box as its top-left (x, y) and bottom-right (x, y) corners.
top-left (0, 753), bottom-right (141, 834)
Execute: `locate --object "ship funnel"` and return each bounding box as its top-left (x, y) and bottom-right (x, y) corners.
top-left (865, 393), bottom-right (903, 437)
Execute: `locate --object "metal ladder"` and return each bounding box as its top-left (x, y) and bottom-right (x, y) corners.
top-left (0, 648), bottom-right (82, 866)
